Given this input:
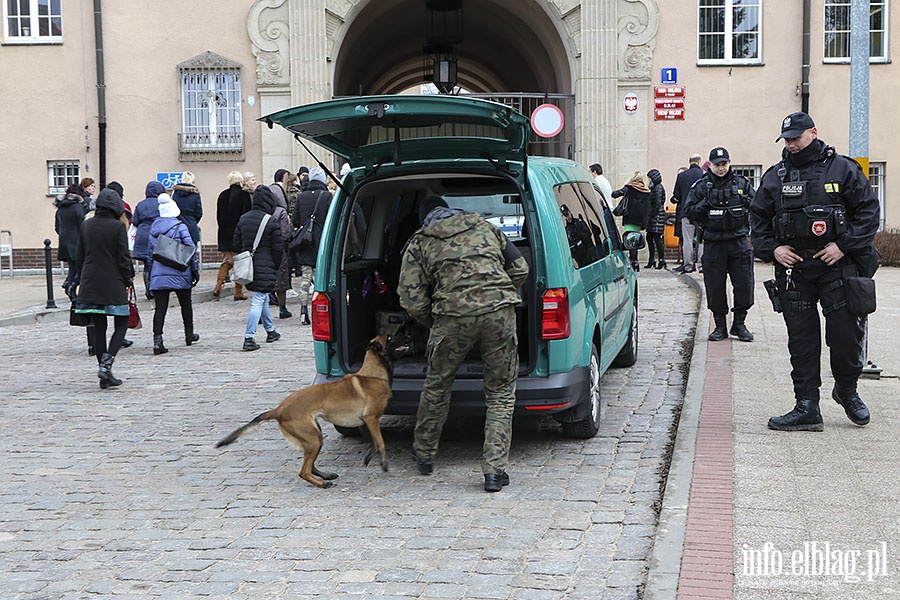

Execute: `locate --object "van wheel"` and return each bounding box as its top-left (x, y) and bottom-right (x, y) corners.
top-left (612, 296), bottom-right (638, 367)
top-left (561, 343), bottom-right (602, 439)
top-left (334, 425), bottom-right (362, 437)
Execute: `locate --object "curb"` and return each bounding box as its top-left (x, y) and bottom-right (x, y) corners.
top-left (643, 271), bottom-right (707, 599)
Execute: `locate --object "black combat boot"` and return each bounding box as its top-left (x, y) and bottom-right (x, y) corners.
top-left (185, 330), bottom-right (200, 346)
top-left (832, 383), bottom-right (870, 426)
top-left (153, 334), bottom-right (168, 355)
top-left (730, 311), bottom-right (754, 342)
top-left (97, 353), bottom-right (123, 389)
top-left (768, 399), bottom-right (824, 431)
top-left (708, 313), bottom-right (728, 341)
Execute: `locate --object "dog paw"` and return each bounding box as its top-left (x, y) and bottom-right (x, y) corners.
top-left (321, 472), bottom-right (339, 481)
top-left (381, 463), bottom-right (389, 472)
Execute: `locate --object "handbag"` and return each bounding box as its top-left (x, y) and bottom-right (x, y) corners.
top-left (612, 194), bottom-right (630, 217)
top-left (290, 190), bottom-right (326, 256)
top-left (233, 214), bottom-right (271, 285)
top-left (127, 286), bottom-right (142, 329)
top-left (127, 224), bottom-right (137, 253)
top-left (152, 225), bottom-right (195, 271)
top-left (69, 304), bottom-right (91, 327)
top-left (844, 276), bottom-right (876, 316)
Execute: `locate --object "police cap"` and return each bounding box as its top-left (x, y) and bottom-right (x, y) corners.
top-left (709, 147), bottom-right (730, 164)
top-left (776, 112), bottom-right (816, 141)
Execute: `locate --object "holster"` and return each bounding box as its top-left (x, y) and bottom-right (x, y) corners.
top-left (764, 279), bottom-right (782, 313)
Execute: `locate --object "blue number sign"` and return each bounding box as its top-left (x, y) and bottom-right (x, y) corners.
top-left (661, 68), bottom-right (678, 85)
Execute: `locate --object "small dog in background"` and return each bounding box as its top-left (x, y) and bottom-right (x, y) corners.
top-left (216, 335), bottom-right (411, 488)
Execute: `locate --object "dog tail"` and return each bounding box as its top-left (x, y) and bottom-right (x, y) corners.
top-left (215, 410), bottom-right (278, 448)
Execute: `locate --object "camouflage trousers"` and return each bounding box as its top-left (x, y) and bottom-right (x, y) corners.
top-left (413, 305), bottom-right (518, 475)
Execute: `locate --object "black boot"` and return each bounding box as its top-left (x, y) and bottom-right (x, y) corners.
top-left (300, 306), bottom-right (311, 326)
top-left (153, 334), bottom-right (168, 355)
top-left (185, 329), bottom-right (200, 346)
top-left (768, 399), bottom-right (824, 431)
top-left (832, 383), bottom-right (870, 426)
top-left (708, 313), bottom-right (728, 341)
top-left (656, 260), bottom-right (667, 270)
top-left (730, 311), bottom-right (754, 342)
top-left (644, 259), bottom-right (656, 269)
top-left (97, 353), bottom-right (123, 389)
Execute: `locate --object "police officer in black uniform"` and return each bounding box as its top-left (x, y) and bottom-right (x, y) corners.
top-left (684, 146), bottom-right (756, 342)
top-left (750, 112), bottom-right (880, 431)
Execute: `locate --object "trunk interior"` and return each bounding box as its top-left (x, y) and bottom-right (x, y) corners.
top-left (335, 172), bottom-right (536, 378)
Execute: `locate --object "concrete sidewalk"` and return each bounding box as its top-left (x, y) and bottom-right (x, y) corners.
top-left (647, 263), bottom-right (900, 599)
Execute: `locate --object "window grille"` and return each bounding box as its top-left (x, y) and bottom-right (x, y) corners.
top-left (3, 0), bottom-right (62, 43)
top-left (824, 0), bottom-right (888, 62)
top-left (47, 160), bottom-right (80, 196)
top-left (178, 52), bottom-right (244, 161)
top-left (698, 0), bottom-right (762, 65)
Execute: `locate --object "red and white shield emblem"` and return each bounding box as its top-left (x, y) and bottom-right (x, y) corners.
top-left (811, 220), bottom-right (827, 236)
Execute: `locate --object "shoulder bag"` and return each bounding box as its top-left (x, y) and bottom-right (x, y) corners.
top-left (233, 214), bottom-right (271, 285)
top-left (289, 190), bottom-right (326, 255)
top-left (152, 224), bottom-right (195, 271)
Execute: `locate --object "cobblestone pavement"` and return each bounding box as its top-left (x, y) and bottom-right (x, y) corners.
top-left (1, 270), bottom-right (698, 599)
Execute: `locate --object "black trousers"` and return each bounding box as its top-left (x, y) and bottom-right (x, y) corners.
top-left (700, 236), bottom-right (754, 316)
top-left (775, 259), bottom-right (865, 402)
top-left (153, 288), bottom-right (193, 336)
top-left (647, 232), bottom-right (665, 263)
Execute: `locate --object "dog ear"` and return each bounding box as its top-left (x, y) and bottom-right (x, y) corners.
top-left (365, 339), bottom-right (384, 354)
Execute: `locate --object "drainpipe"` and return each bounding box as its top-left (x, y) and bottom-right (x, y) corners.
top-left (801, 0), bottom-right (811, 113)
top-left (93, 0), bottom-right (107, 187)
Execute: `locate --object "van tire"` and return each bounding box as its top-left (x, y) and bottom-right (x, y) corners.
top-left (612, 295), bottom-right (638, 368)
top-left (334, 425), bottom-right (362, 437)
top-left (561, 343), bottom-right (602, 439)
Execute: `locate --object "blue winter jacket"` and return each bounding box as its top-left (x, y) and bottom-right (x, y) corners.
top-left (171, 183), bottom-right (203, 243)
top-left (131, 181), bottom-right (166, 260)
top-left (148, 217), bottom-right (198, 291)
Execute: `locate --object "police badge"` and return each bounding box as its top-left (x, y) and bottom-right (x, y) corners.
top-left (811, 220), bottom-right (827, 236)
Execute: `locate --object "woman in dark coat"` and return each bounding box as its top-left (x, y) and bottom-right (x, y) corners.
top-left (55, 183), bottom-right (87, 293)
top-left (214, 171), bottom-right (250, 300)
top-left (290, 167), bottom-right (332, 325)
top-left (234, 185), bottom-right (284, 351)
top-left (74, 188), bottom-right (135, 389)
top-left (131, 181), bottom-right (165, 298)
top-left (147, 193), bottom-right (200, 355)
top-left (646, 169), bottom-right (668, 270)
top-left (171, 171), bottom-right (203, 244)
top-left (270, 168), bottom-right (293, 319)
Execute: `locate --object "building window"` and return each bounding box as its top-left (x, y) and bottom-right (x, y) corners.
top-left (3, 0), bottom-right (62, 44)
top-left (824, 1), bottom-right (888, 62)
top-left (177, 51), bottom-right (244, 161)
top-left (868, 162), bottom-right (885, 231)
top-left (731, 165), bottom-right (762, 190)
top-left (47, 160), bottom-right (79, 196)
top-left (698, 0), bottom-right (762, 65)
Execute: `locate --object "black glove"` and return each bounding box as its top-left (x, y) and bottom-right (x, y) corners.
top-left (191, 271), bottom-right (200, 287)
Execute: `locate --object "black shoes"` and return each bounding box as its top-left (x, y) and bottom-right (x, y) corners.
top-left (153, 335), bottom-right (168, 355)
top-left (832, 385), bottom-right (870, 426)
top-left (300, 307), bottom-right (311, 325)
top-left (484, 472), bottom-right (510, 492)
top-left (120, 338), bottom-right (134, 348)
top-left (708, 325), bottom-right (728, 341)
top-left (97, 353), bottom-right (122, 389)
top-left (185, 332), bottom-right (200, 346)
top-left (410, 450), bottom-right (433, 475)
top-left (243, 337), bottom-right (260, 351)
top-left (279, 308), bottom-right (293, 319)
top-left (266, 330), bottom-right (281, 343)
top-left (644, 260), bottom-right (656, 269)
top-left (768, 399), bottom-right (824, 431)
top-left (730, 322), bottom-right (754, 342)
top-left (656, 261), bottom-right (667, 270)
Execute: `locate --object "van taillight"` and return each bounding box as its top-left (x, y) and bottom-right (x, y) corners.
top-left (311, 292), bottom-right (331, 341)
top-left (541, 288), bottom-right (570, 340)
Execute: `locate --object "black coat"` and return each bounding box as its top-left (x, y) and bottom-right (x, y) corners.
top-left (171, 183), bottom-right (203, 243)
top-left (216, 184), bottom-right (247, 252)
top-left (76, 206), bottom-right (135, 306)
top-left (234, 186), bottom-right (284, 293)
top-left (55, 193), bottom-right (86, 261)
top-left (672, 164), bottom-right (704, 236)
top-left (291, 180), bottom-right (332, 267)
top-left (647, 182), bottom-right (667, 235)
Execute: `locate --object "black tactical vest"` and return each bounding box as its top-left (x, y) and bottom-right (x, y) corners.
top-left (704, 177), bottom-right (749, 231)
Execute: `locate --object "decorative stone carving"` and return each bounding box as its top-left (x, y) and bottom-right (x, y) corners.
top-left (617, 0), bottom-right (659, 81)
top-left (177, 51), bottom-right (242, 71)
top-left (249, 0), bottom-right (291, 86)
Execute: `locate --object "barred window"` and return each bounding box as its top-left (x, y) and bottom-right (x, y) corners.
top-left (731, 165), bottom-right (761, 190)
top-left (3, 0), bottom-right (62, 43)
top-left (178, 52), bottom-right (244, 160)
top-left (868, 162), bottom-right (885, 231)
top-left (698, 0), bottom-right (762, 65)
top-left (47, 160), bottom-right (79, 196)
top-left (824, 0), bottom-right (888, 62)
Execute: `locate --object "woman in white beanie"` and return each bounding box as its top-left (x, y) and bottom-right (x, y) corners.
top-left (147, 193), bottom-right (200, 354)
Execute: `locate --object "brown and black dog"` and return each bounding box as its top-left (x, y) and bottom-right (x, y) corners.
top-left (216, 335), bottom-right (411, 488)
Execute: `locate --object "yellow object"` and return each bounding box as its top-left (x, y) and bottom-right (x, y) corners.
top-left (664, 204), bottom-right (679, 248)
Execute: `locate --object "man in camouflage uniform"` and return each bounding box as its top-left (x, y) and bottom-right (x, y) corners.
top-left (399, 195), bottom-right (529, 492)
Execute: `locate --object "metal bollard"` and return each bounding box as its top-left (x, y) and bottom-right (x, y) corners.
top-left (44, 239), bottom-right (57, 309)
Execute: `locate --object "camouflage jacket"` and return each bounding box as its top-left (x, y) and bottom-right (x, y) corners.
top-left (398, 211), bottom-right (529, 327)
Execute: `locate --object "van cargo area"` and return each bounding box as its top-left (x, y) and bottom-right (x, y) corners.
top-left (333, 172), bottom-right (536, 381)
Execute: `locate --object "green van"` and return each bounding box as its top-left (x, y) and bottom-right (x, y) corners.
top-left (263, 95), bottom-right (640, 438)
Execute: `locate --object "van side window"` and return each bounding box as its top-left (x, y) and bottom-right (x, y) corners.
top-left (573, 182), bottom-right (610, 259)
top-left (554, 183), bottom-right (600, 269)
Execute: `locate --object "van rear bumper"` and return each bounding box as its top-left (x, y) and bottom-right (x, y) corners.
top-left (313, 367), bottom-right (590, 416)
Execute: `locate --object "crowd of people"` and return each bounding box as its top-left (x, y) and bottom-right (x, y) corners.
top-left (54, 164), bottom-right (333, 388)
